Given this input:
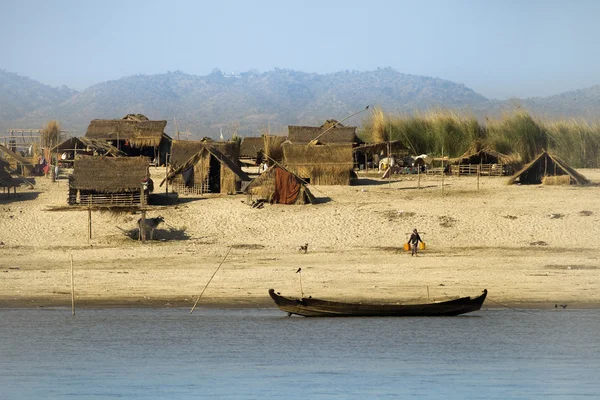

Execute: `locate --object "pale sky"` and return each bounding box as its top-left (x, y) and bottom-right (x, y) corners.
top-left (1, 0), bottom-right (599, 99)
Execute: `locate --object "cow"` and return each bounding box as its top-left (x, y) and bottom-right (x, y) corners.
top-left (137, 216), bottom-right (164, 241)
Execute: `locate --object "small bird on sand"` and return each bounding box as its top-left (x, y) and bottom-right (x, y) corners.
top-left (296, 268), bottom-right (302, 273)
top-left (554, 304), bottom-right (567, 309)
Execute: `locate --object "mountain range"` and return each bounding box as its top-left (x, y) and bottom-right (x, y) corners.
top-left (1, 68), bottom-right (599, 138)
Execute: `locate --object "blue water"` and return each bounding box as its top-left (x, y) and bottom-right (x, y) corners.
top-left (1, 308), bottom-right (599, 399)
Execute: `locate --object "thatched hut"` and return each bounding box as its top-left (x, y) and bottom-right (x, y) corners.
top-left (0, 144), bottom-right (34, 176)
top-left (163, 146), bottom-right (250, 195)
top-left (52, 137), bottom-right (124, 167)
top-left (85, 114), bottom-right (171, 165)
top-left (287, 120), bottom-right (362, 145)
top-left (68, 157), bottom-right (150, 205)
top-left (245, 165), bottom-right (314, 204)
top-left (352, 140), bottom-right (410, 170)
top-left (240, 135), bottom-right (287, 164)
top-left (283, 143), bottom-right (354, 185)
top-left (170, 140), bottom-right (240, 169)
top-left (450, 143), bottom-right (517, 176)
top-left (508, 151), bottom-right (590, 185)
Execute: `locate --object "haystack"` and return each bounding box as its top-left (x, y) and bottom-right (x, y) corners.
top-left (85, 114), bottom-right (171, 165)
top-left (68, 157), bottom-right (150, 205)
top-left (163, 146), bottom-right (250, 195)
top-left (245, 165), bottom-right (314, 204)
top-left (283, 143), bottom-right (354, 185)
top-left (508, 151), bottom-right (590, 185)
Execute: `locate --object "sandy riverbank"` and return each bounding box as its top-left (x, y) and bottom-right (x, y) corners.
top-left (1, 168), bottom-right (599, 309)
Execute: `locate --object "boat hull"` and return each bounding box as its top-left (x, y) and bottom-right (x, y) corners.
top-left (268, 289), bottom-right (487, 317)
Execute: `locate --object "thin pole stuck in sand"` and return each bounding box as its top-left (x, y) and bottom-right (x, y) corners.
top-left (190, 247), bottom-right (232, 314)
top-left (70, 254), bottom-right (75, 315)
top-left (296, 268), bottom-right (304, 298)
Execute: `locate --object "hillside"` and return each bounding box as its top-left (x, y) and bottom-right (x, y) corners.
top-left (0, 70), bottom-right (76, 123)
top-left (1, 68), bottom-right (599, 137)
top-left (1, 68), bottom-right (489, 136)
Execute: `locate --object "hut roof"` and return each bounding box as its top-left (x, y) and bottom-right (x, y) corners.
top-left (283, 143), bottom-right (354, 166)
top-left (170, 140), bottom-right (241, 168)
top-left (70, 156), bottom-right (150, 192)
top-left (453, 142), bottom-right (513, 165)
top-left (508, 151), bottom-right (590, 185)
top-left (52, 137), bottom-right (125, 157)
top-left (240, 136), bottom-right (265, 158)
top-left (245, 164), bottom-right (315, 204)
top-left (163, 146), bottom-right (250, 186)
top-left (352, 140), bottom-right (409, 154)
top-left (0, 145), bottom-right (34, 168)
top-left (287, 121), bottom-right (360, 144)
top-left (85, 117), bottom-right (169, 148)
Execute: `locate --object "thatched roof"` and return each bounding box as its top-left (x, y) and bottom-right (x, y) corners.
top-left (245, 164), bottom-right (315, 204)
top-left (163, 146), bottom-right (250, 186)
top-left (288, 121), bottom-right (360, 144)
top-left (283, 143), bottom-right (354, 185)
top-left (240, 136), bottom-right (265, 158)
top-left (70, 156), bottom-right (150, 192)
top-left (170, 140), bottom-right (240, 168)
top-left (508, 151), bottom-right (590, 185)
top-left (353, 140), bottom-right (409, 155)
top-left (0, 144), bottom-right (34, 173)
top-left (85, 117), bottom-right (169, 148)
top-left (52, 137), bottom-right (125, 157)
top-left (452, 142), bottom-right (513, 165)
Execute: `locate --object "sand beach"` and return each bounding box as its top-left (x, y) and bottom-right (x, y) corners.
top-left (1, 168), bottom-right (599, 309)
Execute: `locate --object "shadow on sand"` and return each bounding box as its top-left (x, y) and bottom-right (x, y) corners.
top-left (0, 191), bottom-right (41, 203)
top-left (351, 178), bottom-right (402, 186)
top-left (121, 227), bottom-right (191, 242)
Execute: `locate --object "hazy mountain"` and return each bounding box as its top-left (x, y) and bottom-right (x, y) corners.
top-left (1, 68), bottom-right (599, 138)
top-left (0, 69), bottom-right (76, 123)
top-left (1, 68), bottom-right (489, 136)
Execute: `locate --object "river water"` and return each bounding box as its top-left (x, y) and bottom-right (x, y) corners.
top-left (1, 307), bottom-right (599, 399)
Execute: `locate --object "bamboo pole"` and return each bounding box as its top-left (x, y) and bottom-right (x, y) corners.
top-left (417, 165), bottom-right (421, 189)
top-left (477, 164), bottom-right (480, 190)
top-left (87, 208), bottom-right (92, 242)
top-left (190, 247), bottom-right (232, 314)
top-left (70, 254), bottom-right (75, 315)
top-left (441, 146), bottom-right (444, 193)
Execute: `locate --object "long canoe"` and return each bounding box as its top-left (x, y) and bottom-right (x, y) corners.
top-left (268, 288), bottom-right (487, 317)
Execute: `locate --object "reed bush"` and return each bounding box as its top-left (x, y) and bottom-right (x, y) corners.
top-left (362, 109), bottom-right (600, 167)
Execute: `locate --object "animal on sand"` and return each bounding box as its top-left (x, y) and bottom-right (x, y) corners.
top-left (138, 216), bottom-right (164, 241)
top-left (299, 243), bottom-right (309, 254)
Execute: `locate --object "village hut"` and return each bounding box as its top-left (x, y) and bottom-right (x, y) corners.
top-left (240, 135), bottom-right (287, 165)
top-left (283, 143), bottom-right (354, 185)
top-left (0, 144), bottom-right (34, 176)
top-left (68, 157), bottom-right (150, 205)
top-left (169, 139), bottom-right (240, 169)
top-left (450, 142), bottom-right (516, 176)
top-left (52, 137), bottom-right (124, 167)
top-left (287, 120), bottom-right (362, 145)
top-left (245, 165), bottom-right (314, 204)
top-left (85, 114), bottom-right (171, 165)
top-left (508, 151), bottom-right (590, 185)
top-left (352, 140), bottom-right (409, 170)
top-left (163, 146), bottom-right (250, 195)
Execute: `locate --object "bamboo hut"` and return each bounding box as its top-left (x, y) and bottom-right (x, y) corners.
top-left (52, 137), bottom-right (124, 167)
top-left (283, 143), bottom-right (354, 185)
top-left (163, 146), bottom-right (250, 195)
top-left (450, 142), bottom-right (516, 176)
top-left (508, 151), bottom-right (590, 185)
top-left (245, 165), bottom-right (314, 204)
top-left (68, 157), bottom-right (150, 205)
top-left (85, 114), bottom-right (171, 165)
top-left (287, 120), bottom-right (362, 145)
top-left (352, 140), bottom-right (409, 170)
top-left (0, 144), bottom-right (34, 176)
top-left (170, 140), bottom-right (240, 169)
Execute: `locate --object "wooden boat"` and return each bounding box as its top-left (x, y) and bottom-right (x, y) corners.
top-left (268, 288), bottom-right (487, 317)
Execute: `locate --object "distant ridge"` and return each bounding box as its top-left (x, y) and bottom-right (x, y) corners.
top-left (1, 68), bottom-right (599, 137)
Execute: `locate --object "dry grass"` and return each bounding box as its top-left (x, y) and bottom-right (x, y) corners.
top-left (542, 175), bottom-right (571, 185)
top-left (42, 120), bottom-right (60, 149)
